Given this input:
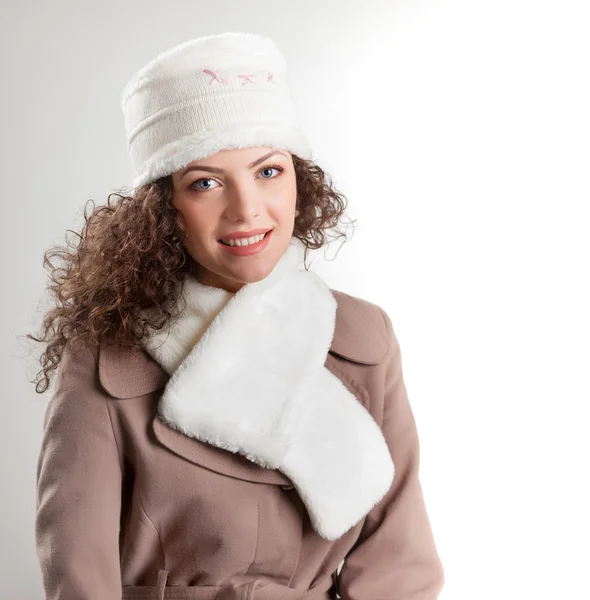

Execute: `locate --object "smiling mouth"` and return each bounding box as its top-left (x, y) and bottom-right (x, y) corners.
top-left (219, 230), bottom-right (272, 246)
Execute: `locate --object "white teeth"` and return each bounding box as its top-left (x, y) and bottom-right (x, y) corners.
top-left (221, 232), bottom-right (267, 247)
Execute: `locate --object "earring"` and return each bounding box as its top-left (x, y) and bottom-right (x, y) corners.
top-left (294, 209), bottom-right (300, 216)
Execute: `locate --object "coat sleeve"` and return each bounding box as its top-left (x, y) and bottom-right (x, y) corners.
top-left (35, 339), bottom-right (123, 599)
top-left (336, 308), bottom-right (445, 600)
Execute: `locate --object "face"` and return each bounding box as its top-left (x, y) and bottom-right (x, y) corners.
top-left (171, 146), bottom-right (298, 293)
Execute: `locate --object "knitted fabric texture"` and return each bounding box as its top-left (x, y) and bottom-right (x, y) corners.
top-left (121, 31), bottom-right (313, 188)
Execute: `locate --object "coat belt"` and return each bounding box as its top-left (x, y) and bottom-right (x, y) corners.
top-left (121, 569), bottom-right (337, 600)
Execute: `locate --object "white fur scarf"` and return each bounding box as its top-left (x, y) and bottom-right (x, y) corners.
top-left (141, 238), bottom-right (395, 540)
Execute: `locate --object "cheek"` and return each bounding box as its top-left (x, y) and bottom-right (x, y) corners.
top-left (273, 179), bottom-right (298, 215)
top-left (177, 202), bottom-right (216, 239)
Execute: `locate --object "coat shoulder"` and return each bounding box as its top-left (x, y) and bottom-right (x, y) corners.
top-left (329, 288), bottom-right (390, 365)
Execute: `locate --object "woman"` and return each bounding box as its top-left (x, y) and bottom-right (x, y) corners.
top-left (30, 32), bottom-right (445, 599)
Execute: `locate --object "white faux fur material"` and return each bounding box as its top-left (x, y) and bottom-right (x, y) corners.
top-left (142, 238), bottom-right (395, 541)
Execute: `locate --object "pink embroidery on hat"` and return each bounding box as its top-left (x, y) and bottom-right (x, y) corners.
top-left (237, 73), bottom-right (257, 86)
top-left (203, 69), bottom-right (229, 85)
top-left (267, 72), bottom-right (276, 84)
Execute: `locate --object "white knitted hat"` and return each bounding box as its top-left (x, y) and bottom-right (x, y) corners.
top-left (121, 31), bottom-right (313, 188)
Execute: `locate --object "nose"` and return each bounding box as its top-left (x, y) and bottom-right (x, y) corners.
top-left (225, 180), bottom-right (264, 222)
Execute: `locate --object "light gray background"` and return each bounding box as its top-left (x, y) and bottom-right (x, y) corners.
top-left (3, 1), bottom-right (589, 598)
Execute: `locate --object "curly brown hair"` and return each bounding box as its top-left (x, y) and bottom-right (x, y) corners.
top-left (24, 154), bottom-right (356, 394)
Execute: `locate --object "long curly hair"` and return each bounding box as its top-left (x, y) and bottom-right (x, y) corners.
top-left (25, 154), bottom-right (356, 394)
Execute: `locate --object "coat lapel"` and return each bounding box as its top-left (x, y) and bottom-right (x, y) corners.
top-left (98, 241), bottom-right (393, 540)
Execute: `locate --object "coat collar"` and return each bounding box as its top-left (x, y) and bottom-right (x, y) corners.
top-left (98, 288), bottom-right (388, 397)
top-left (98, 240), bottom-right (393, 541)
top-left (97, 293), bottom-right (385, 487)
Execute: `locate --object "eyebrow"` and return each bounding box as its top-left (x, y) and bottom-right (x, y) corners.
top-left (180, 150), bottom-right (290, 179)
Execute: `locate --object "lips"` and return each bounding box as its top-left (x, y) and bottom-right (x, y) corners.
top-left (218, 229), bottom-right (273, 256)
top-left (219, 230), bottom-right (271, 246)
top-left (218, 229), bottom-right (272, 244)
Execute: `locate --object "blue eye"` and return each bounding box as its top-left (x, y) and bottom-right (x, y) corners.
top-left (189, 164), bottom-right (284, 192)
top-left (260, 166), bottom-right (283, 178)
top-left (191, 178), bottom-right (219, 191)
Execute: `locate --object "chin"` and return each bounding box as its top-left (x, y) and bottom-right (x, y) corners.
top-left (238, 261), bottom-right (276, 283)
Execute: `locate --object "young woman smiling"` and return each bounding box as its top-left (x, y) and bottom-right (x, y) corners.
top-left (29, 31), bottom-right (445, 600)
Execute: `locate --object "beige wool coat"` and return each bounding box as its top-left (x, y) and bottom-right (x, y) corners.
top-left (34, 287), bottom-right (445, 600)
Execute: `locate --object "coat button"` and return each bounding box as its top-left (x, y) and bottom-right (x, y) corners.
top-left (280, 483), bottom-right (294, 491)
